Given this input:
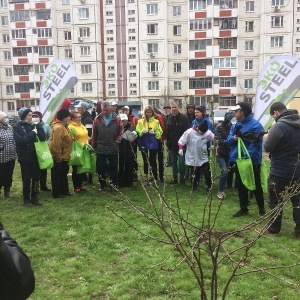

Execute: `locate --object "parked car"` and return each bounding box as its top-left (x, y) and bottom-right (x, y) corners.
top-left (211, 110), bottom-right (227, 126)
top-left (8, 115), bottom-right (20, 125)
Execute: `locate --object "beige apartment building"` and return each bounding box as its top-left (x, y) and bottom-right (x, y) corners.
top-left (0, 0), bottom-right (299, 115)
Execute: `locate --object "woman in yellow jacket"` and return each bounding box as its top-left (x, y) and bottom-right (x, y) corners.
top-left (68, 111), bottom-right (89, 193)
top-left (136, 105), bottom-right (162, 184)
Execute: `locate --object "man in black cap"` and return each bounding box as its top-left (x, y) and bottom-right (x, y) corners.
top-left (226, 102), bottom-right (266, 217)
top-left (186, 103), bottom-right (196, 127)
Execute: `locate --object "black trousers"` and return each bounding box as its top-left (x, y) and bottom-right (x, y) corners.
top-left (72, 166), bottom-right (84, 190)
top-left (20, 161), bottom-right (40, 201)
top-left (141, 149), bottom-right (158, 179)
top-left (40, 169), bottom-right (48, 189)
top-left (0, 159), bottom-right (15, 191)
top-left (190, 162), bottom-right (212, 189)
top-left (118, 156), bottom-right (134, 187)
top-left (97, 153), bottom-right (118, 188)
top-left (51, 161), bottom-right (70, 197)
top-left (157, 142), bottom-right (164, 180)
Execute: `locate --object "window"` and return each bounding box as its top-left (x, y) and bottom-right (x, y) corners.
top-left (36, 9), bottom-right (51, 20)
top-left (190, 39), bottom-right (212, 50)
top-left (62, 0), bottom-right (70, 4)
top-left (81, 64), bottom-right (92, 74)
top-left (34, 65), bottom-right (47, 74)
top-left (82, 83), bottom-right (92, 92)
top-left (34, 46), bottom-right (53, 56)
top-left (6, 86), bottom-right (13, 95)
top-left (108, 66), bottom-right (115, 70)
top-left (148, 99), bottom-right (159, 107)
top-left (219, 96), bottom-right (236, 107)
top-left (147, 4), bottom-right (158, 15)
top-left (36, 28), bottom-right (52, 38)
top-left (129, 65), bottom-right (136, 70)
top-left (271, 36), bottom-right (283, 47)
top-left (245, 1), bottom-right (254, 12)
top-left (128, 10), bottom-right (135, 14)
top-left (108, 84), bottom-right (115, 88)
top-left (130, 83), bottom-right (137, 87)
top-left (271, 0), bottom-right (284, 6)
top-left (79, 27), bottom-right (90, 37)
top-left (1, 16), bottom-right (8, 26)
top-left (148, 81), bottom-right (159, 91)
top-left (189, 0), bottom-right (207, 10)
top-left (107, 19), bottom-right (113, 23)
top-left (129, 28), bottom-right (136, 33)
top-left (7, 102), bottom-right (15, 111)
top-left (129, 47), bottom-right (136, 52)
top-left (10, 10), bottom-right (30, 22)
top-left (147, 43), bottom-right (158, 53)
top-left (128, 0), bottom-right (135, 3)
top-left (107, 48), bottom-right (114, 52)
top-left (271, 16), bottom-right (283, 27)
top-left (107, 37), bottom-right (114, 42)
top-left (107, 55), bottom-right (114, 60)
top-left (4, 51), bottom-right (11, 60)
top-left (11, 29), bottom-right (26, 39)
top-left (63, 13), bottom-right (71, 23)
top-left (129, 36), bottom-right (136, 41)
top-left (108, 73), bottom-right (115, 78)
top-left (130, 90), bottom-right (137, 95)
top-left (1, 0), bottom-right (7, 8)
top-left (214, 57), bottom-right (236, 68)
top-left (219, 77), bottom-right (236, 87)
top-left (244, 79), bottom-right (253, 89)
top-left (106, 11), bottom-right (113, 16)
top-left (189, 78), bottom-right (212, 89)
top-left (148, 62), bottom-right (158, 72)
top-left (65, 49), bottom-right (72, 58)
top-left (190, 19), bottom-right (212, 30)
top-left (219, 18), bottom-right (237, 29)
top-left (218, 38), bottom-right (237, 49)
top-left (129, 72), bottom-right (136, 77)
top-left (173, 6), bottom-right (181, 16)
top-left (174, 44), bottom-right (182, 54)
top-left (15, 82), bottom-right (34, 93)
top-left (174, 63), bottom-right (182, 73)
top-left (245, 60), bottom-right (253, 70)
top-left (106, 0), bottom-right (113, 3)
top-left (3, 34), bottom-right (10, 43)
top-left (128, 17), bottom-right (135, 22)
top-left (13, 47), bottom-right (32, 57)
top-left (173, 25), bottom-right (182, 35)
top-left (80, 46), bottom-right (91, 56)
top-left (79, 8), bottom-right (89, 19)
top-left (147, 23), bottom-right (158, 34)
top-left (129, 54), bottom-right (136, 59)
top-left (174, 81), bottom-right (182, 91)
top-left (245, 21), bottom-right (254, 32)
top-left (189, 59), bottom-right (212, 70)
top-left (245, 40), bottom-right (254, 50)
top-left (5, 68), bottom-right (12, 77)
top-left (14, 65), bottom-right (31, 75)
top-left (64, 31), bottom-right (72, 41)
top-left (107, 30), bottom-right (113, 34)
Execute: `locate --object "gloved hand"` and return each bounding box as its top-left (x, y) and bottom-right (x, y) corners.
top-left (142, 128), bottom-right (147, 134)
top-left (178, 149), bottom-right (183, 156)
top-left (132, 131), bottom-right (138, 137)
top-left (149, 129), bottom-right (155, 134)
top-left (32, 128), bottom-right (38, 134)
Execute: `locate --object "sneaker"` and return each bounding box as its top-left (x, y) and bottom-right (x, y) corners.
top-left (233, 210), bottom-right (249, 217)
top-left (291, 230), bottom-right (300, 239)
top-left (255, 228), bottom-right (279, 235)
top-left (74, 188), bottom-right (81, 193)
top-left (217, 192), bottom-right (226, 199)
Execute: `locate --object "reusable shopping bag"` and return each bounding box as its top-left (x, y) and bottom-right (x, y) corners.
top-left (90, 153), bottom-right (97, 175)
top-left (260, 156), bottom-right (269, 193)
top-left (236, 138), bottom-right (256, 190)
top-left (68, 128), bottom-right (84, 166)
top-left (77, 144), bottom-right (93, 174)
top-left (34, 136), bottom-right (54, 169)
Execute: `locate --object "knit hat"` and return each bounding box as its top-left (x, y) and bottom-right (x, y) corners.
top-left (224, 112), bottom-right (234, 123)
top-left (231, 102), bottom-right (252, 117)
top-left (75, 102), bottom-right (89, 113)
top-left (195, 120), bottom-right (208, 133)
top-left (18, 107), bottom-right (32, 120)
top-left (0, 111), bottom-right (7, 121)
top-left (32, 111), bottom-right (43, 119)
top-left (56, 109), bottom-right (70, 121)
top-left (119, 113), bottom-right (128, 121)
top-left (186, 104), bottom-right (195, 109)
top-left (163, 105), bottom-right (171, 109)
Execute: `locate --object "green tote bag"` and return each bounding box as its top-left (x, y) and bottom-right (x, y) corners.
top-left (34, 136), bottom-right (54, 169)
top-left (236, 138), bottom-right (256, 190)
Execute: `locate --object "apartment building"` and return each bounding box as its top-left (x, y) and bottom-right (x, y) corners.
top-left (0, 0), bottom-right (299, 115)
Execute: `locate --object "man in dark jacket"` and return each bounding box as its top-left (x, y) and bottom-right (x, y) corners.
top-left (186, 103), bottom-right (196, 127)
top-left (92, 101), bottom-right (122, 191)
top-left (13, 107), bottom-right (46, 206)
top-left (0, 221), bottom-right (35, 300)
top-left (166, 102), bottom-right (190, 184)
top-left (256, 103), bottom-right (300, 238)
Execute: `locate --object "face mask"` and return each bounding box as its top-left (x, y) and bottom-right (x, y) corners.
top-left (4, 118), bottom-right (9, 125)
top-left (32, 117), bottom-right (40, 124)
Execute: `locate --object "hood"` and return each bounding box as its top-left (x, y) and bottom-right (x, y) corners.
top-left (277, 110), bottom-right (300, 128)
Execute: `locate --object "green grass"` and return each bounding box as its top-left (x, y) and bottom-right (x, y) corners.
top-left (1, 161), bottom-right (300, 300)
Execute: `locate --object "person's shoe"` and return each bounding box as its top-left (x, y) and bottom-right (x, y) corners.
top-left (217, 192), bottom-right (226, 199)
top-left (291, 230), bottom-right (300, 239)
top-left (233, 210), bottom-right (249, 217)
top-left (159, 177), bottom-right (164, 183)
top-left (4, 192), bottom-right (13, 198)
top-left (255, 228), bottom-right (279, 235)
top-left (170, 179), bottom-right (178, 184)
top-left (180, 179), bottom-right (186, 185)
top-left (41, 187), bottom-right (51, 191)
top-left (24, 199), bottom-right (32, 207)
top-left (74, 188), bottom-right (81, 193)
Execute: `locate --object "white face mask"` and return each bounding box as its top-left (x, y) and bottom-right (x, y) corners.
top-left (32, 117), bottom-right (40, 125)
top-left (4, 118), bottom-right (9, 125)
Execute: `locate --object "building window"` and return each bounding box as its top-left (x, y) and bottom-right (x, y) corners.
top-left (271, 36), bottom-right (283, 47)
top-left (271, 16), bottom-right (283, 27)
top-left (219, 18), bottom-right (237, 29)
top-left (62, 0), bottom-right (70, 4)
top-left (148, 62), bottom-right (158, 72)
top-left (190, 19), bottom-right (212, 30)
top-left (129, 36), bottom-right (136, 41)
top-left (244, 79), bottom-right (253, 89)
top-left (271, 0), bottom-right (284, 6)
top-left (79, 27), bottom-right (90, 37)
top-left (214, 57), bottom-right (236, 68)
top-left (7, 102), bottom-right (15, 111)
top-left (108, 91), bottom-right (115, 95)
top-left (218, 37), bottom-right (237, 49)
top-left (174, 44), bottom-right (182, 54)
top-left (6, 85), bottom-right (14, 95)
top-left (130, 90), bottom-right (137, 95)
top-left (245, 21), bottom-right (254, 32)
top-left (34, 46), bottom-right (53, 56)
top-left (36, 28), bottom-right (52, 38)
top-left (81, 46), bottom-right (91, 56)
top-left (82, 83), bottom-right (92, 92)
top-left (128, 28), bottom-right (136, 33)
top-left (245, 60), bottom-right (253, 70)
top-left (147, 23), bottom-right (158, 34)
top-left (148, 99), bottom-right (159, 107)
top-left (11, 29), bottom-right (26, 39)
top-left (128, 17), bottom-right (135, 22)
top-left (128, 0), bottom-right (135, 3)
top-left (107, 30), bottom-right (113, 34)
top-left (174, 63), bottom-right (182, 73)
top-left (1, 16), bottom-right (8, 26)
top-left (147, 4), bottom-right (158, 15)
top-left (218, 96), bottom-right (236, 107)
top-left (129, 47), bottom-right (136, 52)
top-left (129, 65), bottom-right (136, 70)
top-left (107, 37), bottom-right (114, 42)
top-left (129, 72), bottom-right (136, 77)
top-left (108, 84), bottom-right (115, 88)
top-left (10, 10), bottom-right (30, 22)
top-left (106, 19), bottom-right (113, 23)
top-left (190, 0), bottom-right (207, 10)
top-left (147, 43), bottom-right (158, 53)
top-left (190, 39), bottom-right (212, 50)
top-left (219, 77), bottom-right (236, 87)
top-left (13, 47), bottom-right (32, 57)
top-left (4, 51), bottom-right (11, 60)
top-left (79, 8), bottom-right (89, 19)
top-left (148, 81), bottom-right (159, 91)
top-left (106, 11), bottom-right (113, 16)
top-left (63, 13), bottom-right (71, 23)
top-left (128, 10), bottom-right (135, 14)
top-left (189, 78), bottom-right (212, 89)
top-left (81, 64), bottom-right (92, 74)
top-left (5, 68), bottom-right (12, 77)
top-left (65, 49), bottom-right (72, 58)
top-left (64, 31), bottom-right (72, 41)
top-left (34, 64), bottom-right (48, 74)
top-left (245, 40), bottom-right (254, 51)
top-left (107, 48), bottom-right (114, 53)
top-left (1, 0), bottom-right (8, 8)
top-left (36, 9), bottom-right (51, 20)
top-left (108, 66), bottom-right (115, 70)
top-left (107, 55), bottom-right (114, 60)
top-left (15, 82), bottom-right (34, 93)
top-left (3, 34), bottom-right (10, 43)
top-left (173, 6), bottom-right (181, 16)
top-left (14, 65), bottom-right (31, 75)
top-left (174, 81), bottom-right (182, 91)
top-left (129, 54), bottom-right (136, 59)
top-left (108, 73), bottom-right (115, 78)
top-left (245, 1), bottom-right (254, 12)
top-left (106, 0), bottom-right (113, 4)
top-left (130, 83), bottom-right (137, 87)
top-left (173, 25), bottom-right (182, 35)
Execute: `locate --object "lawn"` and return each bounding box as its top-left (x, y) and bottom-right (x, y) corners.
top-left (0, 161), bottom-right (299, 300)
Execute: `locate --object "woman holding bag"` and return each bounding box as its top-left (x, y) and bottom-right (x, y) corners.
top-left (68, 111), bottom-right (89, 193)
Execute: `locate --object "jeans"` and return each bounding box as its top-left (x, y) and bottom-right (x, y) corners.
top-left (169, 149), bottom-right (185, 180)
top-left (97, 153), bottom-right (118, 187)
top-left (268, 174), bottom-right (300, 234)
top-left (217, 156), bottom-right (229, 192)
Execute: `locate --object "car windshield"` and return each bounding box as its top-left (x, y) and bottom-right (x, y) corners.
top-left (213, 110), bottom-right (226, 117)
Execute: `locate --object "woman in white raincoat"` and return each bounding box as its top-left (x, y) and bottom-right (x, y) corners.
top-left (178, 120), bottom-right (214, 191)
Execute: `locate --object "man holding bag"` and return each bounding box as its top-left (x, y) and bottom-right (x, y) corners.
top-left (226, 102), bottom-right (266, 217)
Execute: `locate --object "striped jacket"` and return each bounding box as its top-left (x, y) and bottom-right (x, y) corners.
top-left (0, 123), bottom-right (16, 163)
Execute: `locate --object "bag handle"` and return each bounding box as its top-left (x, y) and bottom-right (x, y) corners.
top-left (238, 138), bottom-right (251, 159)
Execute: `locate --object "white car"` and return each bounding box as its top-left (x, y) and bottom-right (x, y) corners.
top-left (211, 110), bottom-right (227, 126)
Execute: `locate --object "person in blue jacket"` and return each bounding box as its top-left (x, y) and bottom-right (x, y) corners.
top-left (226, 102), bottom-right (266, 217)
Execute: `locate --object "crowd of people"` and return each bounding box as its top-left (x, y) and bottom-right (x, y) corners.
top-left (0, 100), bottom-right (299, 239)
